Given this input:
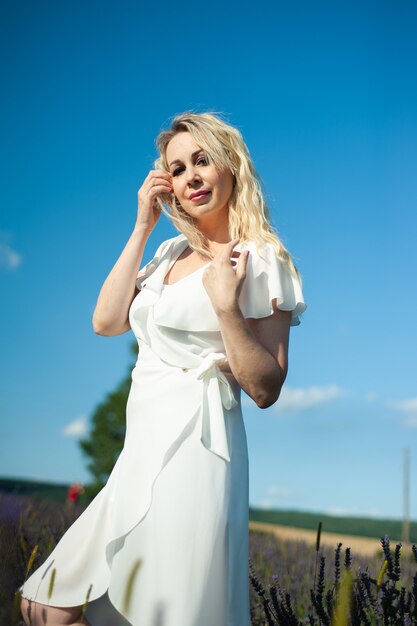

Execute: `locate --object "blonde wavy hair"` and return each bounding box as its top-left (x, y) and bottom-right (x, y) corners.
top-left (154, 111), bottom-right (302, 282)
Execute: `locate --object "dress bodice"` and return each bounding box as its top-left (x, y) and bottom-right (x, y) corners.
top-left (128, 233), bottom-right (307, 463)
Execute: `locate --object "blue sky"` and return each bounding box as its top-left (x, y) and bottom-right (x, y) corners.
top-left (1, 0), bottom-right (416, 521)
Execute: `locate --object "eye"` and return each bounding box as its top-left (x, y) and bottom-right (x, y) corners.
top-left (172, 166), bottom-right (184, 177)
top-left (196, 155), bottom-right (209, 166)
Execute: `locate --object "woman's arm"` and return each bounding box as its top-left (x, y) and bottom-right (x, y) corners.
top-left (92, 226), bottom-right (150, 336)
top-left (202, 238), bottom-right (291, 408)
top-left (92, 169), bottom-right (173, 336)
top-left (217, 307), bottom-right (291, 409)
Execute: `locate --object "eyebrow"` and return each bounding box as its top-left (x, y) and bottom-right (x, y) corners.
top-left (168, 149), bottom-right (205, 167)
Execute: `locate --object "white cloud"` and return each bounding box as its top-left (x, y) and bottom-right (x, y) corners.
top-left (387, 397), bottom-right (417, 428)
top-left (275, 385), bottom-right (349, 414)
top-left (61, 415), bottom-right (88, 438)
top-left (364, 391), bottom-right (377, 402)
top-left (256, 499), bottom-right (276, 509)
top-left (253, 487), bottom-right (294, 510)
top-left (0, 242), bottom-right (22, 269)
top-left (266, 485), bottom-right (293, 497)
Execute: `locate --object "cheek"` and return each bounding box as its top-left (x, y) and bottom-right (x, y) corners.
top-left (218, 175), bottom-right (234, 200)
top-left (172, 181), bottom-right (183, 198)
top-left (171, 183), bottom-right (187, 209)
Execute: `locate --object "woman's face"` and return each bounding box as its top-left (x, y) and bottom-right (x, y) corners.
top-left (165, 131), bottom-right (234, 225)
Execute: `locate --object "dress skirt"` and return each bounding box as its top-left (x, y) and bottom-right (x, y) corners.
top-left (19, 340), bottom-right (250, 626)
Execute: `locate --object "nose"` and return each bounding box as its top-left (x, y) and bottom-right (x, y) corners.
top-left (185, 165), bottom-right (201, 185)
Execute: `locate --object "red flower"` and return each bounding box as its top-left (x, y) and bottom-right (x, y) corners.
top-left (66, 482), bottom-right (85, 503)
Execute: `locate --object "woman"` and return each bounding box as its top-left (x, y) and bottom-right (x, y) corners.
top-left (19, 112), bottom-right (307, 626)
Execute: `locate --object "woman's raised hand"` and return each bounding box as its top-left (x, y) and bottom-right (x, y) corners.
top-left (202, 239), bottom-right (250, 316)
top-left (135, 169), bottom-right (173, 233)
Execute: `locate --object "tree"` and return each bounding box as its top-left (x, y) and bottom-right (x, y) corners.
top-left (78, 340), bottom-right (138, 500)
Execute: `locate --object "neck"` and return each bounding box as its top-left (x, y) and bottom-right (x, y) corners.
top-left (195, 210), bottom-right (230, 248)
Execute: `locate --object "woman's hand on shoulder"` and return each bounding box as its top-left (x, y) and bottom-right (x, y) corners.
top-left (202, 239), bottom-right (249, 316)
top-left (136, 169), bottom-right (173, 233)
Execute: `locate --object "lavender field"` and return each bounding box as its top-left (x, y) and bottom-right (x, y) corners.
top-left (1, 492), bottom-right (417, 625)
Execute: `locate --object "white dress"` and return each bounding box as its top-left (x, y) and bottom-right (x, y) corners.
top-left (19, 233), bottom-right (306, 626)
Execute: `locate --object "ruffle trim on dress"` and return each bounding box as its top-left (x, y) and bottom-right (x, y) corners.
top-left (135, 235), bottom-right (183, 292)
top-left (237, 241), bottom-right (307, 326)
top-left (138, 235), bottom-right (307, 331)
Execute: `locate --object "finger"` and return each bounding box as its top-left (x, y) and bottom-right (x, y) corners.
top-left (235, 249), bottom-right (249, 279)
top-left (144, 186), bottom-right (172, 200)
top-left (146, 177), bottom-right (173, 190)
top-left (148, 184), bottom-right (174, 198)
top-left (139, 171), bottom-right (169, 193)
top-left (230, 250), bottom-right (241, 268)
top-left (218, 238), bottom-right (240, 261)
top-left (145, 182), bottom-right (174, 197)
top-left (147, 173), bottom-right (173, 185)
top-left (150, 169), bottom-right (172, 181)
top-left (228, 237), bottom-right (240, 248)
top-left (142, 171), bottom-right (171, 189)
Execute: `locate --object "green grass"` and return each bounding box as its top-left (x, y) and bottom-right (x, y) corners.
top-left (249, 506), bottom-right (417, 543)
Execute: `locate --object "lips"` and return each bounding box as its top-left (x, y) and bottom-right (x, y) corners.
top-left (189, 190), bottom-right (211, 201)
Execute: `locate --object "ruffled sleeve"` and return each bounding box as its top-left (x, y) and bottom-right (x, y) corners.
top-left (135, 237), bottom-right (175, 291)
top-left (238, 241), bottom-right (307, 326)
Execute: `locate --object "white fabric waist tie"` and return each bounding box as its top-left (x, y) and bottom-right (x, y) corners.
top-left (191, 353), bottom-right (238, 463)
